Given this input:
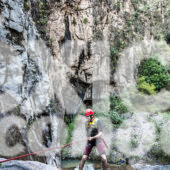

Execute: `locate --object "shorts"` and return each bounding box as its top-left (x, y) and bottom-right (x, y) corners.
top-left (84, 138), bottom-right (105, 156)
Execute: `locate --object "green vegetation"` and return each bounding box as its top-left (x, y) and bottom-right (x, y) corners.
top-left (115, 2), bottom-right (121, 12)
top-left (137, 58), bottom-right (169, 93)
top-left (109, 111), bottom-right (123, 125)
top-left (75, 6), bottom-right (80, 12)
top-left (110, 95), bottom-right (128, 114)
top-left (14, 105), bottom-right (20, 115)
top-left (130, 138), bottom-right (139, 148)
top-left (66, 121), bottom-right (75, 144)
top-left (49, 99), bottom-right (57, 114)
top-left (93, 95), bottom-right (129, 126)
top-left (110, 46), bottom-right (120, 76)
top-left (49, 38), bottom-right (54, 46)
top-left (83, 18), bottom-right (88, 24)
top-left (150, 145), bottom-right (170, 163)
top-left (24, 1), bottom-right (30, 11)
top-left (95, 110), bottom-right (123, 125)
top-left (137, 77), bottom-right (156, 95)
top-left (30, 0), bottom-right (54, 47)
top-left (154, 33), bottom-right (164, 41)
top-left (64, 115), bottom-right (77, 144)
top-left (147, 116), bottom-right (161, 142)
top-left (80, 95), bottom-right (128, 126)
top-left (131, 0), bottom-right (138, 6)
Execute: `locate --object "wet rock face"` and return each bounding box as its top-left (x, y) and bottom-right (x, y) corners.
top-left (0, 0), bottom-right (52, 114)
top-left (0, 0), bottom-right (63, 167)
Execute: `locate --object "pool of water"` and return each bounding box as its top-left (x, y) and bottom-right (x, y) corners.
top-left (61, 159), bottom-right (102, 169)
top-left (61, 160), bottom-right (170, 170)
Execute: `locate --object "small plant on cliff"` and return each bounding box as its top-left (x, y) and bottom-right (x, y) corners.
top-left (83, 18), bottom-right (88, 24)
top-left (49, 38), bottom-right (54, 46)
top-left (110, 95), bottom-right (128, 114)
top-left (130, 138), bottom-right (139, 148)
top-left (94, 95), bottom-right (128, 126)
top-left (64, 115), bottom-right (77, 144)
top-left (115, 2), bottom-right (121, 12)
top-left (137, 58), bottom-right (169, 92)
top-left (24, 1), bottom-right (30, 11)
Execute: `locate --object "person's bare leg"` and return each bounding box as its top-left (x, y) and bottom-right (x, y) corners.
top-left (101, 154), bottom-right (107, 170)
top-left (79, 155), bottom-right (87, 170)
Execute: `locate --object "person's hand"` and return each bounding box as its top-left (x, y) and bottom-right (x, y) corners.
top-left (87, 137), bottom-right (94, 141)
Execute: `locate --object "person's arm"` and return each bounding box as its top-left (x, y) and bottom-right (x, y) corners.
top-left (88, 131), bottom-right (102, 141)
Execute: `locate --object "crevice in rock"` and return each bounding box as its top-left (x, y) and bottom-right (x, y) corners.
top-left (6, 27), bottom-right (24, 46)
top-left (70, 77), bottom-right (90, 100)
top-left (75, 49), bottom-right (85, 75)
top-left (59, 16), bottom-right (71, 47)
top-left (22, 56), bottom-right (42, 95)
top-left (43, 123), bottom-right (52, 148)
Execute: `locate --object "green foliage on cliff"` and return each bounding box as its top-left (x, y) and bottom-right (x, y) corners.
top-left (137, 77), bottom-right (156, 95)
top-left (29, 0), bottom-right (55, 47)
top-left (114, 2), bottom-right (121, 12)
top-left (66, 121), bottom-right (75, 144)
top-left (24, 1), bottom-right (30, 11)
top-left (93, 95), bottom-right (128, 125)
top-left (138, 58), bottom-right (169, 92)
top-left (150, 145), bottom-right (170, 163)
top-left (64, 115), bottom-right (77, 144)
top-left (110, 95), bottom-right (128, 114)
top-left (83, 18), bottom-right (88, 24)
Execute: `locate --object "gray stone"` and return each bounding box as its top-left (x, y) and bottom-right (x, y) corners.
top-left (0, 158), bottom-right (59, 170)
top-left (8, 20), bottom-right (24, 32)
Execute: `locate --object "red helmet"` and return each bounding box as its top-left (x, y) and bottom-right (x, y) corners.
top-left (85, 109), bottom-right (94, 116)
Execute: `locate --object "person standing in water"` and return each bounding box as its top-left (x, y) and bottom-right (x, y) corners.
top-left (79, 109), bottom-right (107, 170)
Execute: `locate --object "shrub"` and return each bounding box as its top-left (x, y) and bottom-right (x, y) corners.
top-left (94, 95), bottom-right (127, 125)
top-left (110, 95), bottom-right (128, 114)
top-left (109, 111), bottom-right (123, 124)
top-left (95, 110), bottom-right (123, 125)
top-left (150, 145), bottom-right (170, 163)
top-left (137, 77), bottom-right (156, 95)
top-left (138, 58), bottom-right (169, 91)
